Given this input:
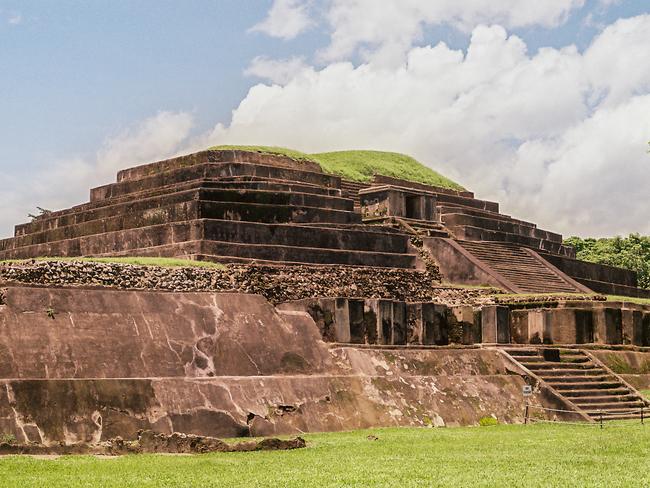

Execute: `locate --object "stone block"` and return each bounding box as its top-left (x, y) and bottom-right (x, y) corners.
top-left (447, 306), bottom-right (479, 345)
top-left (622, 310), bottom-right (644, 346)
top-left (509, 309), bottom-right (552, 344)
top-left (481, 306), bottom-right (510, 344)
top-left (594, 308), bottom-right (623, 345)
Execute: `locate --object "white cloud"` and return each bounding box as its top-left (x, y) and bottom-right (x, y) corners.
top-left (317, 0), bottom-right (585, 65)
top-left (249, 0), bottom-right (314, 40)
top-left (245, 56), bottom-right (310, 84)
top-left (0, 111), bottom-right (194, 238)
top-left (209, 16), bottom-right (650, 237)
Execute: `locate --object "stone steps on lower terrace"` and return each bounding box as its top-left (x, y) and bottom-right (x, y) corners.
top-left (458, 241), bottom-right (583, 293)
top-left (0, 220), bottom-right (416, 268)
top-left (16, 178), bottom-right (345, 238)
top-left (504, 348), bottom-right (649, 421)
top-left (8, 196), bottom-right (363, 250)
top-left (91, 238), bottom-right (417, 268)
top-left (198, 241), bottom-right (416, 268)
top-left (91, 162), bottom-right (343, 202)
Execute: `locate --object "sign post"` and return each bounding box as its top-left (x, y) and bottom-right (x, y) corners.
top-left (522, 385), bottom-right (532, 424)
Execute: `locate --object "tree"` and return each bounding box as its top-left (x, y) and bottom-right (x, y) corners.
top-left (564, 234), bottom-right (650, 289)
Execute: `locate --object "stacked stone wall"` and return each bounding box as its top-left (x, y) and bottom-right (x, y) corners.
top-left (0, 260), bottom-right (499, 305)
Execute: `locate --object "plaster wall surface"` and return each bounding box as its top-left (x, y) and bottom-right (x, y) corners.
top-left (0, 286), bottom-right (542, 444)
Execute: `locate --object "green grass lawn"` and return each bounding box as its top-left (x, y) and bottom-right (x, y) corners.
top-left (605, 295), bottom-right (650, 306)
top-left (0, 256), bottom-right (225, 269)
top-left (1, 424), bottom-right (649, 487)
top-left (209, 145), bottom-right (465, 190)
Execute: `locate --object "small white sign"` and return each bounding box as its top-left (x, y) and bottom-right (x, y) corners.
top-left (522, 385), bottom-right (533, 397)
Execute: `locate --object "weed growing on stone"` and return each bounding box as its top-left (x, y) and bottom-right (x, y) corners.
top-left (479, 416), bottom-right (499, 426)
top-left (0, 433), bottom-right (16, 445)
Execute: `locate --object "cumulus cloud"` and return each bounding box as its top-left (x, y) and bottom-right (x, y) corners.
top-left (209, 16), bottom-right (650, 237)
top-left (245, 56), bottom-right (310, 84)
top-left (249, 0), bottom-right (314, 40)
top-left (0, 111), bottom-right (194, 238)
top-left (316, 0), bottom-right (585, 65)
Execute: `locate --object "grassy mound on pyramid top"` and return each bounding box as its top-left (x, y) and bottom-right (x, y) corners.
top-left (209, 145), bottom-right (465, 191)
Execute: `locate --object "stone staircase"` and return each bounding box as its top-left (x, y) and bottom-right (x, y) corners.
top-left (458, 241), bottom-right (586, 294)
top-left (504, 348), bottom-right (650, 421)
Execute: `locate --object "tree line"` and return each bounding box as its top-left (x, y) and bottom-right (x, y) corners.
top-left (564, 234), bottom-right (650, 289)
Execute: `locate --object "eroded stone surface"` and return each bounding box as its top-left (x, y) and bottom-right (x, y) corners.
top-left (0, 429), bottom-right (306, 455)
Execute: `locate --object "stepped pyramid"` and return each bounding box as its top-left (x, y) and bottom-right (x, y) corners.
top-left (1, 147), bottom-right (648, 299)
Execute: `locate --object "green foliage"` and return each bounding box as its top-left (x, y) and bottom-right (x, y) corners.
top-left (564, 234), bottom-right (650, 289)
top-left (208, 145), bottom-right (465, 190)
top-left (479, 416), bottom-right (499, 426)
top-left (603, 354), bottom-right (650, 374)
top-left (311, 150), bottom-right (465, 190)
top-left (0, 433), bottom-right (16, 444)
top-left (1, 425), bottom-right (650, 486)
top-left (605, 295), bottom-right (650, 306)
top-left (209, 145), bottom-right (315, 162)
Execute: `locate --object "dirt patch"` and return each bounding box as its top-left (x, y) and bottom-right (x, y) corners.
top-left (0, 430), bottom-right (306, 456)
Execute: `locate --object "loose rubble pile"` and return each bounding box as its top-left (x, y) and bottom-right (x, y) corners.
top-left (0, 430), bottom-right (306, 455)
top-left (0, 260), bottom-right (502, 305)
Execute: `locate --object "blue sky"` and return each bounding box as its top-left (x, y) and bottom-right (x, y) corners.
top-left (1, 0), bottom-right (649, 237)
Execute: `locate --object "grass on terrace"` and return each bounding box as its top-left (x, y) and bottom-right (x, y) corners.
top-left (490, 292), bottom-right (650, 306)
top-left (209, 145), bottom-right (465, 191)
top-left (1, 425), bottom-right (649, 487)
top-left (605, 294), bottom-right (650, 306)
top-left (0, 256), bottom-right (225, 269)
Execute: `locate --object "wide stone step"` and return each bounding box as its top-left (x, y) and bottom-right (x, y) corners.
top-left (202, 220), bottom-right (410, 253)
top-left (199, 201), bottom-right (361, 224)
top-left (503, 349), bottom-right (539, 357)
top-left (456, 227), bottom-right (572, 255)
top-left (562, 387), bottom-right (632, 397)
top-left (433, 193), bottom-right (499, 213)
top-left (16, 184), bottom-right (354, 238)
top-left (91, 162), bottom-right (342, 202)
top-left (437, 204), bottom-right (529, 226)
top-left (519, 356), bottom-right (590, 364)
top-left (199, 241), bottom-right (417, 268)
top-left (443, 213), bottom-right (562, 242)
top-left (208, 179), bottom-right (342, 196)
top-left (573, 400), bottom-right (646, 410)
top-left (15, 188), bottom-right (201, 237)
top-left (1, 219), bottom-right (414, 261)
top-left (547, 376), bottom-right (617, 386)
top-left (523, 362), bottom-right (600, 370)
top-left (569, 394), bottom-right (640, 403)
top-left (115, 149), bottom-right (325, 182)
top-left (536, 369), bottom-right (607, 378)
top-left (587, 412), bottom-right (646, 421)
